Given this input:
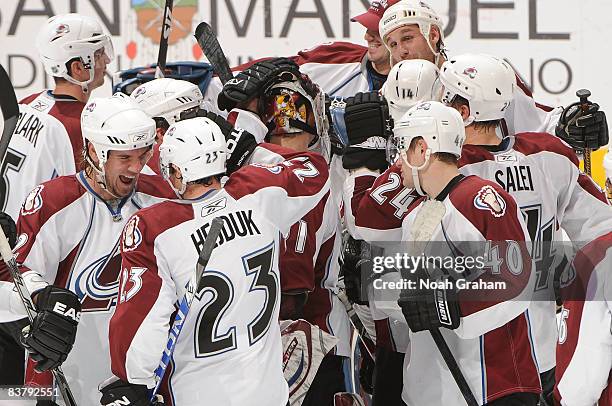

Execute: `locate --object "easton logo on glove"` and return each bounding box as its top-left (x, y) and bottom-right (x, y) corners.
top-left (52, 301), bottom-right (81, 323)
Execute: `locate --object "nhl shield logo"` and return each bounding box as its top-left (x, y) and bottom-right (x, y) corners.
top-left (132, 0), bottom-right (198, 45)
top-left (474, 185), bottom-right (506, 218)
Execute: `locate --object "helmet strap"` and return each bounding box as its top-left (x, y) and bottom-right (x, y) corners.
top-left (401, 148), bottom-right (431, 196)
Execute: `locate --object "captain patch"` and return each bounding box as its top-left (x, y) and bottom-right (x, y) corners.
top-left (474, 185), bottom-right (506, 218)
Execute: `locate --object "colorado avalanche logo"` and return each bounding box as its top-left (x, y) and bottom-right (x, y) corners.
top-left (133, 86), bottom-right (146, 98)
top-left (122, 215), bottom-right (143, 252)
top-left (463, 67), bottom-right (478, 79)
top-left (474, 185), bottom-right (506, 218)
top-left (21, 185), bottom-right (44, 216)
top-left (50, 23), bottom-right (70, 41)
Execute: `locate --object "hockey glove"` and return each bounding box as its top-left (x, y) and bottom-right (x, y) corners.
top-left (100, 378), bottom-right (164, 406)
top-left (341, 236), bottom-right (371, 305)
top-left (21, 285), bottom-right (81, 372)
top-left (398, 275), bottom-right (460, 332)
top-left (179, 108), bottom-right (258, 175)
top-left (0, 211), bottom-right (17, 248)
top-left (342, 92), bottom-right (393, 172)
top-left (217, 57), bottom-right (301, 112)
top-left (556, 102), bottom-right (609, 150)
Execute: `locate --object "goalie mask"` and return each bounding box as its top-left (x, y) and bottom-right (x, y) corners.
top-left (388, 101), bottom-right (465, 195)
top-left (261, 74), bottom-right (331, 162)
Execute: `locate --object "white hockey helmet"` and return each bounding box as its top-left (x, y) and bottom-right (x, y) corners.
top-left (439, 54), bottom-right (515, 123)
top-left (159, 117), bottom-right (228, 195)
top-left (130, 78), bottom-right (204, 126)
top-left (389, 101), bottom-right (465, 195)
top-left (379, 1), bottom-right (445, 61)
top-left (382, 59), bottom-right (441, 122)
top-left (82, 93), bottom-right (156, 169)
top-left (36, 13), bottom-right (114, 89)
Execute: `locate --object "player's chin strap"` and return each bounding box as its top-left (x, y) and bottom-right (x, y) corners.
top-left (400, 149), bottom-right (431, 196)
top-left (84, 153), bottom-right (122, 200)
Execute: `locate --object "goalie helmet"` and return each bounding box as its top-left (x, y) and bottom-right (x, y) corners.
top-left (159, 117), bottom-right (228, 195)
top-left (261, 73), bottom-right (331, 161)
top-left (36, 14), bottom-right (114, 89)
top-left (379, 1), bottom-right (445, 61)
top-left (130, 78), bottom-right (204, 126)
top-left (439, 54), bottom-right (515, 123)
top-left (382, 59), bottom-right (441, 122)
top-left (388, 101), bottom-right (465, 195)
top-left (81, 93), bottom-right (156, 175)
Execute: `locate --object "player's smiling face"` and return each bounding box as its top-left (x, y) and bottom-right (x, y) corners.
top-left (364, 29), bottom-right (389, 66)
top-left (386, 25), bottom-right (436, 65)
top-left (103, 146), bottom-right (153, 198)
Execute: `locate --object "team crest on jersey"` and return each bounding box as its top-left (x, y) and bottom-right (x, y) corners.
top-left (463, 67), bottom-right (478, 79)
top-left (122, 216), bottom-right (143, 252)
top-left (474, 185), bottom-right (506, 217)
top-left (21, 185), bottom-right (44, 216)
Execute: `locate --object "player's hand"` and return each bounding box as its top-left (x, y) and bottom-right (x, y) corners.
top-left (179, 108), bottom-right (258, 175)
top-left (21, 285), bottom-right (81, 372)
top-left (398, 275), bottom-right (460, 332)
top-left (0, 211), bottom-right (17, 248)
top-left (217, 57), bottom-right (301, 112)
top-left (556, 102), bottom-right (609, 150)
top-left (341, 236), bottom-right (370, 305)
top-left (100, 377), bottom-right (165, 405)
top-left (342, 91), bottom-right (393, 172)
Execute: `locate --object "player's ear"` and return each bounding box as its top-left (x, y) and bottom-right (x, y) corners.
top-left (69, 59), bottom-right (87, 81)
top-left (429, 26), bottom-right (441, 50)
top-left (87, 142), bottom-right (100, 165)
top-left (455, 104), bottom-right (470, 121)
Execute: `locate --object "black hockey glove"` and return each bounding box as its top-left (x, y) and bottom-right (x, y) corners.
top-left (100, 378), bottom-right (164, 406)
top-left (217, 57), bottom-right (301, 112)
top-left (342, 91), bottom-right (393, 172)
top-left (341, 235), bottom-right (373, 305)
top-left (179, 108), bottom-right (258, 175)
top-left (21, 285), bottom-right (81, 372)
top-left (398, 275), bottom-right (461, 332)
top-left (556, 102), bottom-right (609, 150)
top-left (0, 211), bottom-right (17, 248)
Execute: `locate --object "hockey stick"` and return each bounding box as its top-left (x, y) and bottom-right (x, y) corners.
top-left (151, 217), bottom-right (224, 400)
top-left (0, 64), bottom-right (18, 167)
top-left (404, 200), bottom-right (478, 406)
top-left (0, 64), bottom-right (78, 406)
top-left (337, 290), bottom-right (376, 360)
top-left (154, 0), bottom-right (174, 78)
top-left (194, 22), bottom-right (234, 85)
top-left (576, 89), bottom-right (593, 176)
top-left (0, 229), bottom-right (78, 406)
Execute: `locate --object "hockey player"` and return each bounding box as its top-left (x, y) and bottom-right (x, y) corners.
top-left (208, 59), bottom-right (351, 405)
top-left (378, 1), bottom-right (608, 150)
top-left (554, 232), bottom-right (612, 405)
top-left (129, 77), bottom-right (204, 174)
top-left (346, 101), bottom-right (540, 405)
top-left (0, 94), bottom-right (175, 404)
top-left (104, 117), bottom-right (331, 406)
top-left (436, 52), bottom-right (612, 404)
top-left (3, 13), bottom-right (114, 219)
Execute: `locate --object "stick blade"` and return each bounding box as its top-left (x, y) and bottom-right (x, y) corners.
top-left (193, 22), bottom-right (234, 84)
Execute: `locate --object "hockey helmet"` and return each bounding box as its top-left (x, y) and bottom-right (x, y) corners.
top-left (81, 94), bottom-right (156, 169)
top-left (130, 78), bottom-right (204, 127)
top-left (388, 101), bottom-right (465, 194)
top-left (439, 54), bottom-right (515, 123)
top-left (379, 1), bottom-right (445, 60)
top-left (36, 14), bottom-right (114, 90)
top-left (159, 117), bottom-right (228, 195)
top-left (382, 59), bottom-right (441, 122)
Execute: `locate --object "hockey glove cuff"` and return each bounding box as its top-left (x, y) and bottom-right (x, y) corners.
top-left (21, 286), bottom-right (81, 372)
top-left (398, 276), bottom-right (461, 332)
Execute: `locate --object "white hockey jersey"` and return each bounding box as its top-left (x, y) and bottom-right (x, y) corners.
top-left (555, 232), bottom-right (612, 406)
top-left (110, 150), bottom-right (330, 406)
top-left (458, 132), bottom-right (612, 373)
top-left (3, 91), bottom-right (85, 220)
top-left (345, 170), bottom-right (541, 404)
top-left (0, 172), bottom-right (174, 404)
